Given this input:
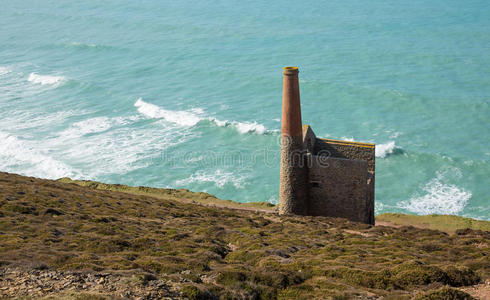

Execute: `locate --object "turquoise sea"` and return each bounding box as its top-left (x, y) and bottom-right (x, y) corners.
top-left (1, 1), bottom-right (489, 220)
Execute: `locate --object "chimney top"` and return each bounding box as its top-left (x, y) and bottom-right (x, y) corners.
top-left (283, 66), bottom-right (299, 75)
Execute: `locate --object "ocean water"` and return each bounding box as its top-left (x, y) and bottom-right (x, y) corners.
top-left (1, 0), bottom-right (489, 220)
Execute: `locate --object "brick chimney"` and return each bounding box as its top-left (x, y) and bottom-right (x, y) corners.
top-left (279, 67), bottom-right (308, 215)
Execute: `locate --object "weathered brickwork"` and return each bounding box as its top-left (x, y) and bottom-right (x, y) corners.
top-left (313, 138), bottom-right (375, 174)
top-left (307, 155), bottom-right (369, 223)
top-left (288, 125), bottom-right (376, 225)
top-left (279, 135), bottom-right (309, 215)
top-left (311, 134), bottom-right (375, 224)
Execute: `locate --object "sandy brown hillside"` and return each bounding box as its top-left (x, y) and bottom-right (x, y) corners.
top-left (0, 172), bottom-right (488, 299)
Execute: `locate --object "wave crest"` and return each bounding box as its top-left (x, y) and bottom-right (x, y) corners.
top-left (134, 98), bottom-right (201, 127)
top-left (212, 119), bottom-right (267, 134)
top-left (375, 141), bottom-right (397, 158)
top-left (134, 98), bottom-right (270, 134)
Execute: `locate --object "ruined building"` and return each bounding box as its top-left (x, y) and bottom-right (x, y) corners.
top-left (279, 67), bottom-right (375, 225)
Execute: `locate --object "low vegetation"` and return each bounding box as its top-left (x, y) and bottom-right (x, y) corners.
top-left (377, 213), bottom-right (490, 234)
top-left (0, 172), bottom-right (488, 299)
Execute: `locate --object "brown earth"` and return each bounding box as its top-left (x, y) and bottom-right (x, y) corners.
top-left (0, 172), bottom-right (488, 299)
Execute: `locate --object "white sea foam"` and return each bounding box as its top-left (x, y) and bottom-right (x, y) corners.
top-left (375, 141), bottom-right (396, 158)
top-left (60, 117), bottom-right (113, 138)
top-left (390, 132), bottom-right (401, 139)
top-left (176, 170), bottom-right (246, 189)
top-left (337, 138), bottom-right (398, 158)
top-left (375, 201), bottom-right (387, 215)
top-left (55, 120), bottom-right (194, 177)
top-left (398, 171), bottom-right (471, 215)
top-left (0, 110), bottom-right (91, 134)
top-left (213, 119), bottom-right (267, 134)
top-left (28, 73), bottom-right (65, 85)
top-left (69, 42), bottom-right (97, 48)
top-left (59, 116), bottom-right (139, 138)
top-left (189, 107), bottom-right (205, 115)
top-left (374, 201), bottom-right (398, 215)
top-left (135, 98), bottom-right (270, 134)
top-left (0, 66), bottom-right (11, 76)
top-left (134, 98), bottom-right (201, 126)
top-left (234, 121), bottom-right (267, 134)
top-left (267, 195), bottom-right (279, 205)
top-left (0, 131), bottom-right (78, 179)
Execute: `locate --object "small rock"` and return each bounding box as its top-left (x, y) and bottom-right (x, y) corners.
top-left (44, 208), bottom-right (64, 216)
top-left (52, 229), bottom-right (63, 237)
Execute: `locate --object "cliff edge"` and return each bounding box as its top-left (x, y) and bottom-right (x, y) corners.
top-left (0, 172), bottom-right (488, 299)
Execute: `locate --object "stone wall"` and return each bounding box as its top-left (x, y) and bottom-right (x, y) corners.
top-left (307, 155), bottom-right (370, 223)
top-left (279, 135), bottom-right (309, 215)
top-left (300, 125), bottom-right (375, 224)
top-left (313, 138), bottom-right (375, 174)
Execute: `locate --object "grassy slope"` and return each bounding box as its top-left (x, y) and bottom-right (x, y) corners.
top-left (376, 213), bottom-right (490, 234)
top-left (58, 178), bottom-right (489, 234)
top-left (57, 177), bottom-right (276, 212)
top-left (0, 172), bottom-right (489, 299)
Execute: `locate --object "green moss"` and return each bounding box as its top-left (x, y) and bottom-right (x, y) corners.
top-left (216, 270), bottom-right (248, 286)
top-left (324, 262), bottom-right (481, 290)
top-left (73, 293), bottom-right (108, 300)
top-left (226, 250), bottom-right (265, 263)
top-left (443, 266), bottom-right (480, 286)
top-left (4, 204), bottom-right (37, 215)
top-left (181, 285), bottom-right (210, 300)
top-left (251, 271), bottom-right (304, 289)
top-left (414, 287), bottom-right (475, 300)
top-left (393, 267), bottom-right (446, 288)
top-left (57, 177), bottom-right (276, 212)
top-left (277, 284), bottom-right (315, 299)
top-left (377, 213), bottom-right (490, 233)
top-left (325, 268), bottom-right (390, 289)
top-left (0, 172), bottom-right (488, 299)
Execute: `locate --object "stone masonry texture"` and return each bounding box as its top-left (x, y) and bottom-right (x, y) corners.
top-left (279, 135), bottom-right (309, 215)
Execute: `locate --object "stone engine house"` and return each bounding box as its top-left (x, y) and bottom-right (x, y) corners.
top-left (279, 67), bottom-right (375, 225)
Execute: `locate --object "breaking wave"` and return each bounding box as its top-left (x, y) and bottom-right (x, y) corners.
top-left (398, 171), bottom-right (472, 215)
top-left (28, 73), bottom-right (65, 85)
top-left (339, 138), bottom-right (399, 158)
top-left (375, 141), bottom-right (397, 158)
top-left (213, 119), bottom-right (268, 134)
top-left (134, 98), bottom-right (270, 134)
top-left (134, 98), bottom-right (201, 127)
